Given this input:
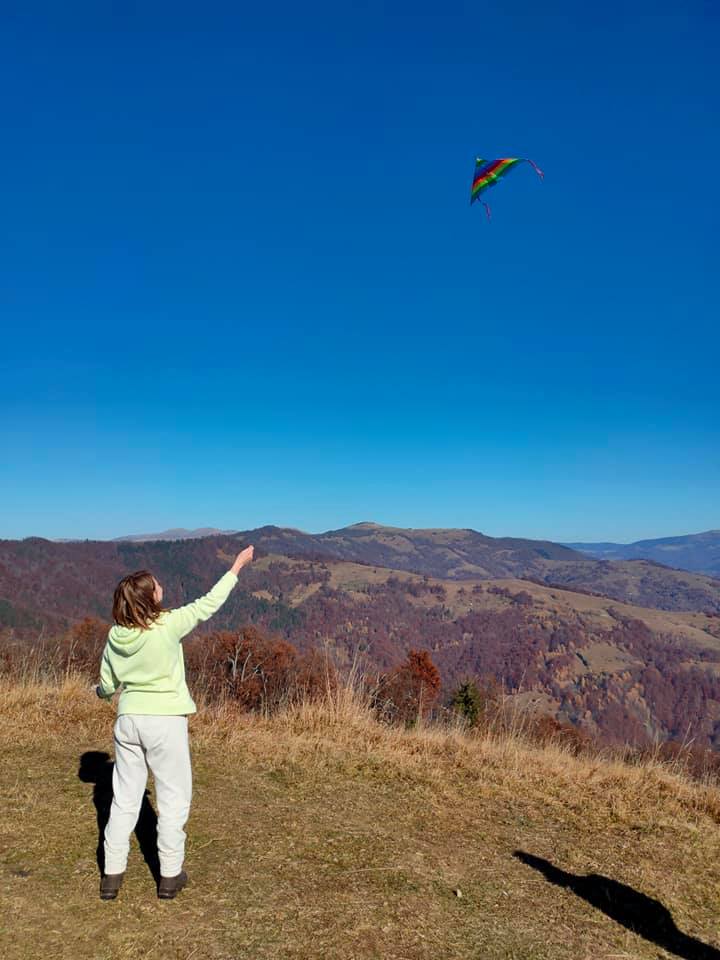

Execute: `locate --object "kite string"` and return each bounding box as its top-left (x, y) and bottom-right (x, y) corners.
top-left (525, 158), bottom-right (545, 180)
top-left (482, 201), bottom-right (491, 221)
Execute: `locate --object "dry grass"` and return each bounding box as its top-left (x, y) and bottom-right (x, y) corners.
top-left (2, 674), bottom-right (720, 959)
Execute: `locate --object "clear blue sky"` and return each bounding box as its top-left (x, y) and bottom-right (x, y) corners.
top-left (1, 1), bottom-right (717, 543)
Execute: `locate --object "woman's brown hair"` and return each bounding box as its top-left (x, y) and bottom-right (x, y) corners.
top-left (112, 570), bottom-right (163, 629)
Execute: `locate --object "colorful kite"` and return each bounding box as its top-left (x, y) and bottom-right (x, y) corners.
top-left (470, 157), bottom-right (544, 220)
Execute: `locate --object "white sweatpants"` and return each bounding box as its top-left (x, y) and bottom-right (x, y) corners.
top-left (103, 714), bottom-right (192, 877)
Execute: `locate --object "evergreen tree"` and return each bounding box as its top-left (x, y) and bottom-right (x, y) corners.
top-left (451, 680), bottom-right (484, 726)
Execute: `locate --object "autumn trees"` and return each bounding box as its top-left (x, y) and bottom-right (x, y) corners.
top-left (184, 626), bottom-right (334, 712)
top-left (376, 649), bottom-right (441, 725)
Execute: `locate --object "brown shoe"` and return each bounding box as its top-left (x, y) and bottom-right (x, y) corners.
top-left (158, 870), bottom-right (188, 899)
top-left (99, 872), bottom-right (124, 900)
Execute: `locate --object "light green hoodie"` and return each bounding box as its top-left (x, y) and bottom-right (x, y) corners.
top-left (97, 571), bottom-right (238, 716)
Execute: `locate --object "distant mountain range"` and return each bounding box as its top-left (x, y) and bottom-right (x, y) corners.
top-left (565, 530), bottom-right (720, 578)
top-left (112, 527), bottom-right (238, 542)
top-left (91, 523), bottom-right (720, 581)
top-left (2, 530), bottom-right (720, 748)
top-left (5, 523), bottom-right (720, 624)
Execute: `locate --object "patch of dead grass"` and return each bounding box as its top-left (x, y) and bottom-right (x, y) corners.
top-left (2, 677), bottom-right (720, 959)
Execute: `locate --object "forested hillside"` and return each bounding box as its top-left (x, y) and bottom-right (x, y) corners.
top-left (3, 534), bottom-right (720, 749)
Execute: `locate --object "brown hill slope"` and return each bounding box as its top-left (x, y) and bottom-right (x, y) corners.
top-left (234, 555), bottom-right (720, 748)
top-left (2, 526), bottom-right (720, 622)
top-left (228, 523), bottom-right (720, 611)
top-left (3, 537), bottom-right (720, 749)
top-left (241, 522), bottom-right (589, 577)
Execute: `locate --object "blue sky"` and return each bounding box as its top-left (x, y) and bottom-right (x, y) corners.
top-left (1, 1), bottom-right (718, 542)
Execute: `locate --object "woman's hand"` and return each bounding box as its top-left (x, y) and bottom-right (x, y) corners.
top-left (231, 545), bottom-right (254, 575)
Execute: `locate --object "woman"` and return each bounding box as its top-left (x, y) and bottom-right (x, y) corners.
top-left (94, 545), bottom-right (254, 900)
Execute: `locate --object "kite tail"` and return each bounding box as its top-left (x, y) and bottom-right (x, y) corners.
top-left (482, 201), bottom-right (491, 221)
top-left (525, 158), bottom-right (545, 180)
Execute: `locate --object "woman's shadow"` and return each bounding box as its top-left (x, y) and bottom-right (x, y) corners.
top-left (78, 751), bottom-right (161, 883)
top-left (514, 851), bottom-right (720, 960)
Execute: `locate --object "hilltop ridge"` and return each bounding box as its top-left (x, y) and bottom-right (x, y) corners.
top-left (7, 522), bottom-right (717, 614)
top-left (41, 521), bottom-right (720, 582)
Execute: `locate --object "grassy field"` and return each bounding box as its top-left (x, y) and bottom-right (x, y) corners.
top-left (2, 678), bottom-right (720, 959)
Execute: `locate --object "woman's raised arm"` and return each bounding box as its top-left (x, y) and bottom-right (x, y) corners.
top-left (167, 546), bottom-right (254, 640)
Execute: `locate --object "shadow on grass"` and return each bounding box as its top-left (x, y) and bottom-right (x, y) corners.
top-left (513, 851), bottom-right (719, 960)
top-left (78, 751), bottom-right (161, 883)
